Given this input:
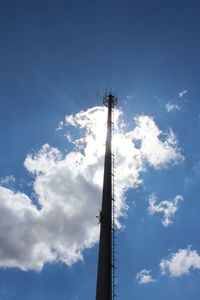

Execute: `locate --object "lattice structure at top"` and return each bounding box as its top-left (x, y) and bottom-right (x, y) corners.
top-left (103, 92), bottom-right (118, 108)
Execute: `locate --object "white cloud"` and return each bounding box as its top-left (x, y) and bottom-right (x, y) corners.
top-left (0, 185), bottom-right (56, 271)
top-left (166, 103), bottom-right (181, 112)
top-left (56, 121), bottom-right (64, 131)
top-left (132, 116), bottom-right (184, 168)
top-left (0, 107), bottom-right (184, 271)
top-left (179, 89), bottom-right (188, 98)
top-left (148, 194), bottom-right (183, 227)
top-left (160, 247), bottom-right (200, 277)
top-left (0, 175), bottom-right (15, 186)
top-left (136, 269), bottom-right (156, 284)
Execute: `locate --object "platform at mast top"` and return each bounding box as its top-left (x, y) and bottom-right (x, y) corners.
top-left (103, 91), bottom-right (118, 108)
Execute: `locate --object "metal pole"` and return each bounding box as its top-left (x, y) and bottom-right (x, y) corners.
top-left (96, 92), bottom-right (117, 300)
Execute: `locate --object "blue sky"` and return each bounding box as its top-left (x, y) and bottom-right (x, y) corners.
top-left (0, 0), bottom-right (200, 299)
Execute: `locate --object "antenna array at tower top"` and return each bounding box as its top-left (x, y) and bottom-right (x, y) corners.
top-left (103, 92), bottom-right (118, 108)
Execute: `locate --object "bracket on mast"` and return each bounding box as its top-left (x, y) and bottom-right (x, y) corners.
top-left (96, 210), bottom-right (103, 224)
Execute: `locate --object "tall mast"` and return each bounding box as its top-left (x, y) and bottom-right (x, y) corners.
top-left (96, 92), bottom-right (117, 300)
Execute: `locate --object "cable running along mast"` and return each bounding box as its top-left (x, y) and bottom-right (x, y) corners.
top-left (96, 92), bottom-right (118, 300)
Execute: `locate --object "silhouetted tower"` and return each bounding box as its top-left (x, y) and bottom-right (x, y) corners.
top-left (96, 92), bottom-right (118, 300)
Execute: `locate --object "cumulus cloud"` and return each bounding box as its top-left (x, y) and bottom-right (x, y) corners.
top-left (179, 90), bottom-right (188, 98)
top-left (160, 247), bottom-right (200, 277)
top-left (148, 194), bottom-right (183, 227)
top-left (0, 106), bottom-right (184, 271)
top-left (132, 116), bottom-right (184, 168)
top-left (166, 103), bottom-right (181, 112)
top-left (136, 269), bottom-right (156, 284)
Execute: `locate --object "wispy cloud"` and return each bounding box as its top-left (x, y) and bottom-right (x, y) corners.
top-left (56, 121), bottom-right (64, 131)
top-left (0, 175), bottom-right (15, 186)
top-left (184, 177), bottom-right (193, 186)
top-left (194, 160), bottom-right (200, 176)
top-left (166, 103), bottom-right (181, 112)
top-left (179, 89), bottom-right (188, 98)
top-left (160, 247), bottom-right (200, 277)
top-left (148, 194), bottom-right (183, 227)
top-left (136, 269), bottom-right (156, 284)
top-left (0, 107), bottom-right (184, 271)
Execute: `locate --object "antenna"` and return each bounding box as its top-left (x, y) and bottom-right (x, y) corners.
top-left (96, 91), bottom-right (118, 300)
